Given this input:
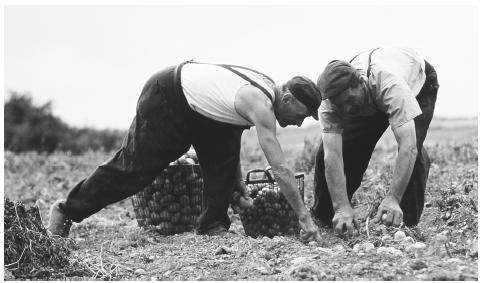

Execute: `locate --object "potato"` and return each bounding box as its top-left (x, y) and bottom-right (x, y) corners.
top-left (173, 183), bottom-right (187, 195)
top-left (287, 210), bottom-right (297, 218)
top-left (145, 201), bottom-right (155, 212)
top-left (272, 223), bottom-right (281, 231)
top-left (272, 203), bottom-right (282, 210)
top-left (277, 209), bottom-right (287, 217)
top-left (188, 215), bottom-right (197, 224)
top-left (172, 171), bottom-right (183, 183)
top-left (261, 224), bottom-right (268, 232)
top-left (192, 205), bottom-right (202, 214)
top-left (171, 212), bottom-right (182, 224)
top-left (190, 195), bottom-right (202, 205)
top-left (144, 185), bottom-right (156, 195)
top-left (151, 212), bottom-right (161, 224)
top-left (159, 194), bottom-right (176, 205)
top-left (152, 176), bottom-right (165, 187)
top-left (185, 173), bottom-right (199, 184)
top-left (163, 179), bottom-right (173, 193)
top-left (238, 196), bottom-right (253, 209)
top-left (381, 213), bottom-right (388, 222)
top-left (179, 195), bottom-right (190, 206)
top-left (152, 191), bottom-right (163, 202)
top-left (181, 206), bottom-right (192, 215)
top-left (168, 202), bottom-right (181, 213)
top-left (191, 185), bottom-right (202, 194)
top-left (174, 225), bottom-right (186, 234)
top-left (136, 219), bottom-right (145, 226)
top-left (264, 207), bottom-right (275, 215)
top-left (144, 218), bottom-right (153, 226)
top-left (158, 222), bottom-right (173, 235)
top-left (159, 210), bottom-right (171, 221)
top-left (177, 156), bottom-right (187, 164)
top-left (136, 197), bottom-right (147, 207)
top-left (180, 215), bottom-right (191, 225)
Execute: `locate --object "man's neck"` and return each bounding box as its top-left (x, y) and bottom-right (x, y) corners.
top-left (273, 86), bottom-right (282, 105)
top-left (273, 85), bottom-right (282, 116)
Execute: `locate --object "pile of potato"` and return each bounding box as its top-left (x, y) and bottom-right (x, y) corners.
top-left (240, 183), bottom-right (302, 238)
top-left (131, 149), bottom-right (203, 235)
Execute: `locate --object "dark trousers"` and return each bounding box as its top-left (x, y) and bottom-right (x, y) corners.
top-left (61, 64), bottom-right (246, 233)
top-left (311, 61), bottom-right (439, 226)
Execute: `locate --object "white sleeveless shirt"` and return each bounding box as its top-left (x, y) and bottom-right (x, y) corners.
top-left (180, 63), bottom-right (275, 126)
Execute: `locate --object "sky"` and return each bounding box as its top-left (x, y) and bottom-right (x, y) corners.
top-left (4, 4), bottom-right (479, 130)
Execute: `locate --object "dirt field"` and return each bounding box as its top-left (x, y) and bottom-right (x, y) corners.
top-left (3, 118), bottom-right (478, 280)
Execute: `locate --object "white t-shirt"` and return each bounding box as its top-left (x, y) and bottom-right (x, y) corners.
top-left (181, 63), bottom-right (275, 126)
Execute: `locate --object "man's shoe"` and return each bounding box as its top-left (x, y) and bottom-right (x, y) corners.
top-left (205, 225), bottom-right (228, 236)
top-left (47, 199), bottom-right (72, 237)
top-left (196, 224), bottom-right (228, 236)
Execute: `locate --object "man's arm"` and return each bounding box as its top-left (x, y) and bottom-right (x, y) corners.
top-left (323, 132), bottom-right (358, 237)
top-left (233, 160), bottom-right (246, 196)
top-left (231, 160), bottom-right (253, 212)
top-left (389, 120), bottom-right (418, 201)
top-left (235, 86), bottom-right (320, 241)
top-left (375, 120), bottom-right (417, 226)
top-left (256, 121), bottom-right (306, 218)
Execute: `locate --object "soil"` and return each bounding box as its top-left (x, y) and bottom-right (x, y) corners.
top-left (3, 139), bottom-right (478, 280)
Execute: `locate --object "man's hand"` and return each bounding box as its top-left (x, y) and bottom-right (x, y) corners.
top-left (298, 214), bottom-right (321, 243)
top-left (374, 196), bottom-right (403, 227)
top-left (332, 206), bottom-right (359, 238)
top-left (231, 182), bottom-right (253, 214)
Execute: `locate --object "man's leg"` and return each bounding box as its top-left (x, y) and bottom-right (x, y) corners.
top-left (189, 113), bottom-right (245, 234)
top-left (311, 112), bottom-right (389, 225)
top-left (58, 67), bottom-right (191, 224)
top-left (400, 60), bottom-right (439, 226)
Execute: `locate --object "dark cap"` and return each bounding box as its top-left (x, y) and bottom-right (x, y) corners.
top-left (286, 76), bottom-right (321, 120)
top-left (317, 60), bottom-right (357, 100)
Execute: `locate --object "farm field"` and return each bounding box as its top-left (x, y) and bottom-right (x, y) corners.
top-left (3, 117), bottom-right (478, 280)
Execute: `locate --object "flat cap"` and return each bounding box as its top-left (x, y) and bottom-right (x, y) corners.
top-left (317, 60), bottom-right (357, 100)
top-left (286, 76), bottom-right (321, 120)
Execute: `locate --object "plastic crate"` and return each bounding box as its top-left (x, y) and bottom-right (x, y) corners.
top-left (131, 164), bottom-right (203, 235)
top-left (239, 167), bottom-right (305, 238)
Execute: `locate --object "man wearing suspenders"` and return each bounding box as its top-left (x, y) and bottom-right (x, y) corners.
top-left (48, 60), bottom-right (322, 242)
top-left (311, 47), bottom-right (439, 238)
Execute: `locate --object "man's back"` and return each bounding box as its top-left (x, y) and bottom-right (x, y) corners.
top-left (181, 62), bottom-right (275, 126)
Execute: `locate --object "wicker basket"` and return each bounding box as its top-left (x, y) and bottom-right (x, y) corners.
top-left (131, 164), bottom-right (204, 235)
top-left (239, 167), bottom-right (305, 238)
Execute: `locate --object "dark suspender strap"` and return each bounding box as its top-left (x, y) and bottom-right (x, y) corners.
top-left (173, 61), bottom-right (190, 100)
top-left (186, 61), bottom-right (275, 104)
top-left (219, 65), bottom-right (274, 103)
top-left (349, 48), bottom-right (380, 78)
top-left (349, 53), bottom-right (360, 63)
top-left (366, 48), bottom-right (379, 78)
top-left (217, 63), bottom-right (275, 85)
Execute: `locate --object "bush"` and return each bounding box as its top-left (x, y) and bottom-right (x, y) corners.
top-left (4, 92), bottom-right (125, 153)
top-left (4, 93), bottom-right (69, 152)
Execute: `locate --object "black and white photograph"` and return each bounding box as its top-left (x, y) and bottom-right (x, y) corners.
top-left (3, 1), bottom-right (478, 280)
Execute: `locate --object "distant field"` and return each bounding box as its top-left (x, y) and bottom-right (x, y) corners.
top-left (241, 117), bottom-right (478, 151)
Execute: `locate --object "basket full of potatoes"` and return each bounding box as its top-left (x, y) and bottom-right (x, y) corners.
top-left (131, 148), bottom-right (204, 235)
top-left (239, 167), bottom-right (305, 238)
